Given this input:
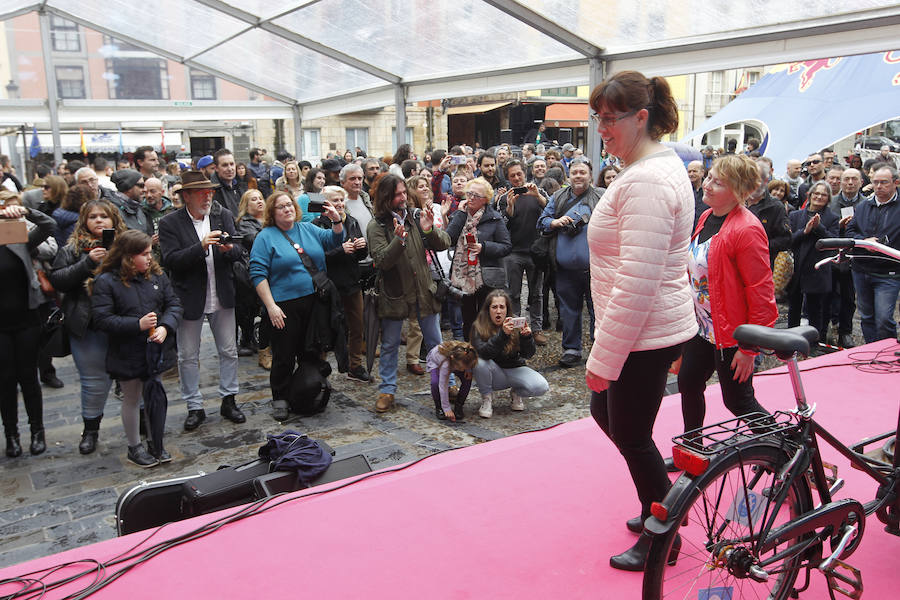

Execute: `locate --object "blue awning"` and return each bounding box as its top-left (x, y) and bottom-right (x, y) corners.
top-left (682, 50), bottom-right (900, 171)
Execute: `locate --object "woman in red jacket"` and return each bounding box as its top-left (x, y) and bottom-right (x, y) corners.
top-left (675, 154), bottom-right (778, 450)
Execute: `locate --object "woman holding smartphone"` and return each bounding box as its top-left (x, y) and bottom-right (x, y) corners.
top-left (444, 177), bottom-right (511, 341)
top-left (470, 290), bottom-right (548, 417)
top-left (50, 199), bottom-right (128, 455)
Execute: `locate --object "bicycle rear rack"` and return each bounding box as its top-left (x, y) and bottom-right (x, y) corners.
top-left (672, 411), bottom-right (798, 456)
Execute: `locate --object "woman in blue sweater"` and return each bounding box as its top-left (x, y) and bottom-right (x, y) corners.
top-left (250, 190), bottom-right (344, 420)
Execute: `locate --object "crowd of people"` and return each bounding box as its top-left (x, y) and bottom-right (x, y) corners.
top-left (0, 90), bottom-right (898, 496)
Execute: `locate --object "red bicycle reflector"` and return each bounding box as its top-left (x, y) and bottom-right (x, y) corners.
top-left (672, 446), bottom-right (710, 476)
top-left (650, 502), bottom-right (668, 521)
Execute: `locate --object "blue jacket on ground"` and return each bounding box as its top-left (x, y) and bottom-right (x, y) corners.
top-left (249, 222), bottom-right (343, 302)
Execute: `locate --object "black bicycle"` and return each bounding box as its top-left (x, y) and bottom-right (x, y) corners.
top-left (642, 238), bottom-right (900, 600)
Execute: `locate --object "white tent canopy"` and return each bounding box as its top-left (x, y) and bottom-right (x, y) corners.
top-left (2, 0), bottom-right (900, 163)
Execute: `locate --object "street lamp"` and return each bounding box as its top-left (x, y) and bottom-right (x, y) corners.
top-left (5, 80), bottom-right (19, 99)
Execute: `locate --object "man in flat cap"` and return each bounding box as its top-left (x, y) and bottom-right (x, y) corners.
top-left (109, 168), bottom-right (153, 234)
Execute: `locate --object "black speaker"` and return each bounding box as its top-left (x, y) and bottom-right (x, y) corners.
top-left (500, 129), bottom-right (512, 144)
top-left (558, 128), bottom-right (572, 145)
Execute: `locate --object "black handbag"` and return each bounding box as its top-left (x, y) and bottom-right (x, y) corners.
top-left (39, 306), bottom-right (70, 357)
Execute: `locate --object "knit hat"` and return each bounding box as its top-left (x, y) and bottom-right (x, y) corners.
top-left (111, 169), bottom-right (142, 192)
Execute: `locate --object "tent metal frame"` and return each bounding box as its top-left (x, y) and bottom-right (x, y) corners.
top-left (2, 1), bottom-right (899, 164)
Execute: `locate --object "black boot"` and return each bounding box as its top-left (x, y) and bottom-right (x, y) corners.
top-left (220, 395), bottom-right (246, 424)
top-left (6, 433), bottom-right (22, 458)
top-left (609, 532), bottom-right (680, 571)
top-left (434, 397), bottom-right (447, 420)
top-left (626, 515), bottom-right (644, 534)
top-left (79, 415), bottom-right (102, 455)
top-left (30, 429), bottom-right (46, 456)
top-left (453, 401), bottom-right (466, 423)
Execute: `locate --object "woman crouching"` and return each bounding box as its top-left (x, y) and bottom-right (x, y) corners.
top-left (470, 289), bottom-right (548, 418)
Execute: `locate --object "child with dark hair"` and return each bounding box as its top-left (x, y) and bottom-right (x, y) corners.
top-left (425, 340), bottom-right (477, 422)
top-left (91, 229), bottom-right (182, 467)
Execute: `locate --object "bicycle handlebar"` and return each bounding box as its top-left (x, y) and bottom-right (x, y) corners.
top-left (815, 238), bottom-right (855, 250)
top-left (813, 238), bottom-right (900, 270)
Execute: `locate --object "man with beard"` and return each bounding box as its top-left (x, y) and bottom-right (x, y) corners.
top-left (476, 153), bottom-right (506, 190)
top-left (158, 171), bottom-right (245, 431)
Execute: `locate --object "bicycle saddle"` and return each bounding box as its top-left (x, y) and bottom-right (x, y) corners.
top-left (733, 324), bottom-right (819, 359)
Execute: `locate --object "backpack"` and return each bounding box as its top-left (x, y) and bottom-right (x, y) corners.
top-left (288, 358), bottom-right (332, 416)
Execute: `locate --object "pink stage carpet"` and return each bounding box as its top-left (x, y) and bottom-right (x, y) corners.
top-left (1, 341), bottom-right (898, 599)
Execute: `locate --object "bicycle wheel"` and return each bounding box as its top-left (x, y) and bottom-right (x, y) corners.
top-left (643, 444), bottom-right (814, 600)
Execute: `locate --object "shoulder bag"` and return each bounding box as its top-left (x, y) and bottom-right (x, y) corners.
top-left (279, 228), bottom-right (338, 301)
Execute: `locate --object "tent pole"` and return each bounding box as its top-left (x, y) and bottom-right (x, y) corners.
top-left (38, 10), bottom-right (63, 166)
top-left (587, 57), bottom-right (605, 173)
top-left (292, 104), bottom-right (302, 161)
top-left (395, 84), bottom-right (406, 152)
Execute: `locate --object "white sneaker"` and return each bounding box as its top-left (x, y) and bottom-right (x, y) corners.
top-left (478, 393), bottom-right (493, 418)
top-left (510, 390), bottom-right (525, 411)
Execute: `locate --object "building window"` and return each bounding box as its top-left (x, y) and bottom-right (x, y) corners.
top-left (190, 69), bottom-right (216, 100)
top-left (50, 16), bottom-right (80, 52)
top-left (391, 127), bottom-right (414, 149)
top-left (541, 86), bottom-right (577, 97)
top-left (107, 57), bottom-right (169, 99)
top-left (345, 128), bottom-right (368, 154)
top-left (302, 129), bottom-right (321, 162)
top-left (55, 66), bottom-right (85, 99)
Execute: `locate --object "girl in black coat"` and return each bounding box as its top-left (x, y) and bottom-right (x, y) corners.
top-left (91, 230), bottom-right (182, 467)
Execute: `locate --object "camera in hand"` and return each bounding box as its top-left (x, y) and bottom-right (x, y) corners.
top-left (512, 186), bottom-right (528, 194)
top-left (217, 231), bottom-right (244, 245)
top-left (449, 155), bottom-right (467, 165)
top-left (562, 213), bottom-right (590, 236)
top-left (306, 193), bottom-right (326, 212)
top-left (101, 228), bottom-right (116, 249)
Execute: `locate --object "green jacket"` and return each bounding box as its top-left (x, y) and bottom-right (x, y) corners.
top-left (367, 212), bottom-right (450, 319)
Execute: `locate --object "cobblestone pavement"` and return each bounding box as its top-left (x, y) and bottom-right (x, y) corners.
top-left (0, 298), bottom-right (860, 569)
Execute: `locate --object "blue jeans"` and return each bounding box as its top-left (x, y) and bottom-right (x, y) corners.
top-left (555, 267), bottom-right (594, 355)
top-left (379, 310), bottom-right (442, 395)
top-left (473, 358), bottom-right (549, 397)
top-left (447, 299), bottom-right (464, 340)
top-left (69, 328), bottom-right (113, 420)
top-left (851, 270), bottom-right (900, 343)
top-left (177, 308), bottom-right (239, 410)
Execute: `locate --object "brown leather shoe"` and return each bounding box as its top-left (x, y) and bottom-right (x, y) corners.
top-left (406, 363), bottom-right (425, 375)
top-left (375, 393), bottom-right (394, 413)
top-left (533, 331), bottom-right (548, 346)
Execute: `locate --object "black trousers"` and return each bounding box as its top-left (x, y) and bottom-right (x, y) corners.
top-left (590, 343), bottom-right (683, 519)
top-left (460, 286), bottom-right (491, 342)
top-left (677, 334), bottom-right (770, 435)
top-left (269, 295), bottom-right (315, 402)
top-left (788, 288), bottom-right (829, 342)
top-left (0, 321), bottom-right (44, 436)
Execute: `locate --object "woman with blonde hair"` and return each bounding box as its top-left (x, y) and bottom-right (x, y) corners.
top-left (675, 153), bottom-right (777, 463)
top-left (445, 177), bottom-right (511, 340)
